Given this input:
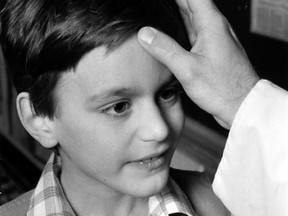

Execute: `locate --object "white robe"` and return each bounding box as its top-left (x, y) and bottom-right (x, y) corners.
top-left (213, 80), bottom-right (288, 216)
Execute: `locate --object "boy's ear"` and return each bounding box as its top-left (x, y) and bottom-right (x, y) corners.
top-left (16, 92), bottom-right (58, 148)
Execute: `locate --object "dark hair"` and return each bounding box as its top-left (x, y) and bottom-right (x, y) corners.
top-left (0, 0), bottom-right (189, 118)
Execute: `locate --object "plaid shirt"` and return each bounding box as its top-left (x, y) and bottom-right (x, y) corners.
top-left (27, 153), bottom-right (195, 216)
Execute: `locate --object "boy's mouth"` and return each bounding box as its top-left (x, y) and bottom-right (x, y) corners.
top-left (138, 156), bottom-right (159, 164)
top-left (129, 150), bottom-right (169, 170)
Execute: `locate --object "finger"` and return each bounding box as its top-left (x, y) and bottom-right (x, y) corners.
top-left (179, 8), bottom-right (196, 45)
top-left (176, 0), bottom-right (190, 15)
top-left (176, 0), bottom-right (220, 30)
top-left (137, 27), bottom-right (196, 83)
top-left (173, 0), bottom-right (197, 44)
top-left (176, 0), bottom-right (215, 15)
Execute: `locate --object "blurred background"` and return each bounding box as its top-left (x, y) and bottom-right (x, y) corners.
top-left (1, 0), bottom-right (288, 205)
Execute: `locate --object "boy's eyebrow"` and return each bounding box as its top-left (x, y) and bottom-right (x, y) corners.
top-left (87, 75), bottom-right (179, 104)
top-left (87, 88), bottom-right (140, 104)
top-left (158, 75), bottom-right (180, 91)
top-left (162, 75), bottom-right (179, 86)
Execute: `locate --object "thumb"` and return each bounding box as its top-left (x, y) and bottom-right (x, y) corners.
top-left (137, 27), bottom-right (195, 81)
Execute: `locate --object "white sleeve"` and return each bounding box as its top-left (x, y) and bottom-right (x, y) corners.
top-left (212, 79), bottom-right (288, 216)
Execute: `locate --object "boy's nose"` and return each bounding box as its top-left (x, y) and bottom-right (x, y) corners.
top-left (137, 104), bottom-right (169, 143)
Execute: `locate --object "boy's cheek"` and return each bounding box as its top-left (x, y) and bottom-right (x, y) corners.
top-left (172, 105), bottom-right (185, 134)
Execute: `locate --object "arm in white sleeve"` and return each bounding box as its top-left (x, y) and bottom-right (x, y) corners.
top-left (212, 79), bottom-right (288, 216)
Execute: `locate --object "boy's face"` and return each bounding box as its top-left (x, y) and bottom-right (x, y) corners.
top-left (53, 36), bottom-right (184, 198)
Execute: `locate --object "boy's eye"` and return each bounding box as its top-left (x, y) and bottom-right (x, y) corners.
top-left (159, 86), bottom-right (182, 103)
top-left (102, 101), bottom-right (131, 117)
top-left (160, 88), bottom-right (176, 101)
top-left (112, 102), bottom-right (130, 114)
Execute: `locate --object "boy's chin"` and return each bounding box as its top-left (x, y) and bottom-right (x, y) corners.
top-left (129, 167), bottom-right (170, 198)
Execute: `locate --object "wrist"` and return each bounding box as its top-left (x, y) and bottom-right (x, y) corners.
top-left (214, 77), bottom-right (260, 129)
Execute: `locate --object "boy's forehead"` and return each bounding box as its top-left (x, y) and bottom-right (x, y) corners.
top-left (55, 36), bottom-right (174, 99)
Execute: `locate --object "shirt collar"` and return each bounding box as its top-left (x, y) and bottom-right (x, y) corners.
top-left (27, 153), bottom-right (195, 216)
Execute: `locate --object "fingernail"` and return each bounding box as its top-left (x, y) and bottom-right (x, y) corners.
top-left (138, 27), bottom-right (156, 45)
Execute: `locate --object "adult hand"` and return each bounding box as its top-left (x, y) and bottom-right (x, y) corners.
top-left (137, 0), bottom-right (259, 129)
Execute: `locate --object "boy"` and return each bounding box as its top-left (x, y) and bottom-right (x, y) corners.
top-left (0, 0), bottom-right (228, 215)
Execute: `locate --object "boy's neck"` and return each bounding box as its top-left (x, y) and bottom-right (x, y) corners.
top-left (60, 167), bottom-right (149, 216)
